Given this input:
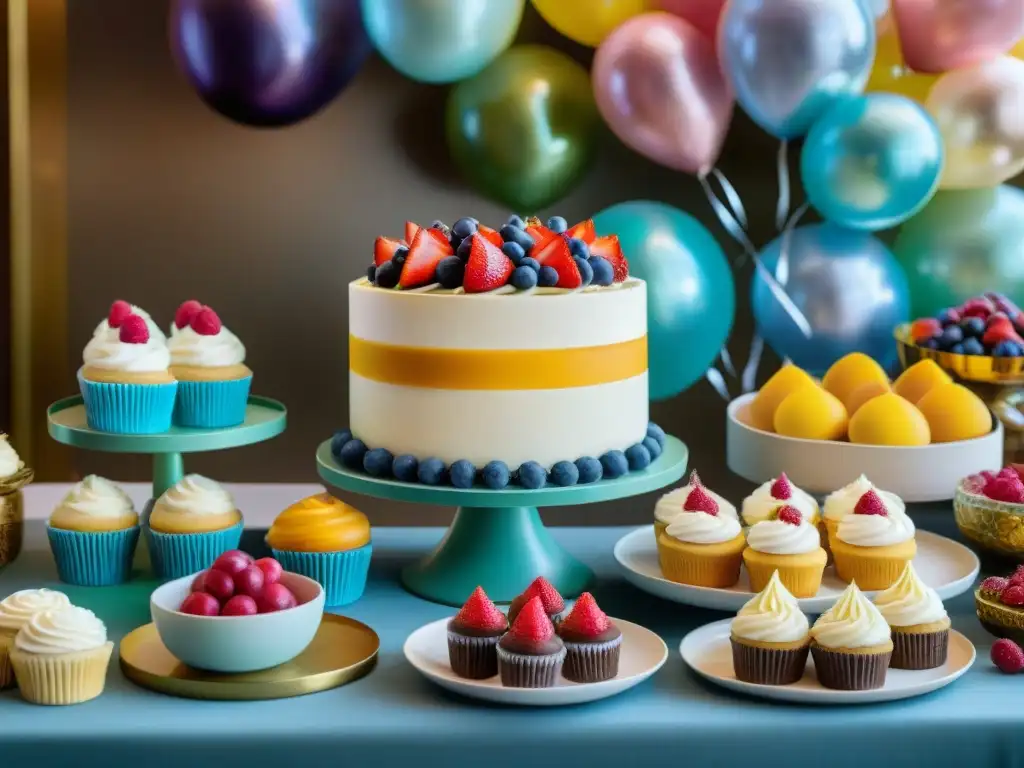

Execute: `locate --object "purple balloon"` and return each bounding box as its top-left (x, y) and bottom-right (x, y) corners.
top-left (169, 0), bottom-right (371, 128)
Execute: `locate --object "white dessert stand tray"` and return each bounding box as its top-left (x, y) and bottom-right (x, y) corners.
top-left (680, 619), bottom-right (976, 704)
top-left (403, 617), bottom-right (667, 706)
top-left (614, 526), bottom-right (979, 613)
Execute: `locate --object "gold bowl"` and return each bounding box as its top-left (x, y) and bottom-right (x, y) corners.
top-left (954, 477), bottom-right (1024, 559)
top-left (976, 590), bottom-right (1024, 645)
top-left (0, 466), bottom-right (33, 568)
top-left (895, 323), bottom-right (1024, 385)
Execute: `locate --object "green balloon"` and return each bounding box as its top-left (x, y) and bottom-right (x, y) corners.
top-left (446, 46), bottom-right (599, 213)
top-left (893, 185), bottom-right (1024, 318)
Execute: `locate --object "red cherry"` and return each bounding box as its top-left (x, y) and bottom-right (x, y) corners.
top-left (190, 570), bottom-right (208, 593)
top-left (221, 595), bottom-right (258, 617)
top-left (257, 583), bottom-right (298, 613)
top-left (118, 315), bottom-right (150, 344)
top-left (174, 299), bottom-right (203, 330)
top-left (233, 564), bottom-right (265, 598)
top-left (191, 307), bottom-right (222, 336)
top-left (211, 550), bottom-right (250, 576)
top-left (253, 557), bottom-right (283, 585)
top-left (179, 592), bottom-right (220, 616)
top-left (201, 568), bottom-right (235, 602)
top-left (108, 300), bottom-right (132, 328)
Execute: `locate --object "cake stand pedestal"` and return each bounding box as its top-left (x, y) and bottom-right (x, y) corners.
top-left (315, 437), bottom-right (688, 606)
top-left (48, 395), bottom-right (287, 498)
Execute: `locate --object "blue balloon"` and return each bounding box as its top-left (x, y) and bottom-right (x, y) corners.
top-left (802, 94), bottom-right (943, 231)
top-left (593, 202), bottom-right (735, 401)
top-left (752, 223), bottom-right (910, 375)
top-left (361, 0), bottom-right (524, 84)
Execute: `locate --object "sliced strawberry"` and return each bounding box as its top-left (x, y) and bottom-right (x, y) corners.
top-left (476, 224), bottom-right (504, 249)
top-left (527, 224), bottom-right (558, 247)
top-left (463, 234), bottom-right (514, 293)
top-left (374, 236), bottom-right (405, 267)
top-left (589, 235), bottom-right (629, 282)
top-left (534, 236), bottom-right (581, 289)
top-left (399, 228), bottom-right (453, 289)
top-left (566, 219), bottom-right (597, 244)
top-left (405, 221), bottom-right (421, 245)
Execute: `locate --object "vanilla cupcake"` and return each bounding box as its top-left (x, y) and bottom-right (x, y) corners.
top-left (79, 311), bottom-right (177, 434)
top-left (47, 476), bottom-right (140, 586)
top-left (145, 474), bottom-right (243, 580)
top-left (731, 571), bottom-right (810, 685)
top-left (90, 300), bottom-right (166, 343)
top-left (741, 473), bottom-right (819, 527)
top-left (874, 562), bottom-right (950, 670)
top-left (742, 506), bottom-right (827, 598)
top-left (0, 589), bottom-right (70, 689)
top-left (169, 305), bottom-right (251, 428)
top-left (822, 475), bottom-right (906, 550)
top-left (832, 490), bottom-right (916, 590)
top-left (656, 485), bottom-right (745, 588)
top-left (810, 582), bottom-right (893, 690)
top-left (9, 606), bottom-right (113, 705)
top-left (654, 469), bottom-right (737, 539)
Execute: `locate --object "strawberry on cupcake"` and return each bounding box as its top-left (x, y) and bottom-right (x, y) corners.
top-left (497, 596), bottom-right (566, 688)
top-left (447, 586), bottom-right (508, 680)
top-left (556, 593), bottom-right (622, 683)
top-left (507, 576), bottom-right (565, 626)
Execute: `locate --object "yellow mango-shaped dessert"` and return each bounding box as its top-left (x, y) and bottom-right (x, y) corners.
top-left (749, 364), bottom-right (817, 432)
top-left (774, 387), bottom-right (849, 441)
top-left (845, 380), bottom-right (891, 416)
top-left (916, 383), bottom-right (992, 443)
top-left (848, 392), bottom-right (931, 446)
top-left (822, 353), bottom-right (890, 412)
top-left (892, 359), bottom-right (952, 404)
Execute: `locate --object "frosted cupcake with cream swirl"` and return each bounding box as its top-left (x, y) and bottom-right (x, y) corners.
top-left (741, 473), bottom-right (818, 527)
top-left (654, 470), bottom-right (736, 537)
top-left (731, 571), bottom-right (810, 685)
top-left (656, 483), bottom-right (745, 588)
top-left (0, 589), bottom-right (70, 689)
top-left (823, 475), bottom-right (905, 542)
top-left (810, 582), bottom-right (893, 690)
top-left (874, 562), bottom-right (950, 669)
top-left (50, 476), bottom-right (137, 533)
top-left (91, 300), bottom-right (165, 342)
top-left (742, 505), bottom-right (827, 598)
top-left (832, 490), bottom-right (917, 590)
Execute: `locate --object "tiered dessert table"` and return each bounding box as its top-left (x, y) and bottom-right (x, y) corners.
top-left (0, 484), bottom-right (1009, 768)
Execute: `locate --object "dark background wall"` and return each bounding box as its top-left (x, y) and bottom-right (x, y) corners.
top-left (65, 0), bottom-right (784, 524)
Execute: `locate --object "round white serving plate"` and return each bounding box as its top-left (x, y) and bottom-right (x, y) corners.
top-left (680, 618), bottom-right (976, 704)
top-left (614, 526), bottom-right (979, 613)
top-left (726, 392), bottom-right (1003, 502)
top-left (403, 617), bottom-right (667, 706)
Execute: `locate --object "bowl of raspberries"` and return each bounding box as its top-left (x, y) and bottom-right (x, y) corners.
top-left (955, 467), bottom-right (1024, 557)
top-left (977, 566), bottom-right (1024, 649)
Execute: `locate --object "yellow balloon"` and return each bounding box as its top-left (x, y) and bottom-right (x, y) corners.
top-left (531, 0), bottom-right (655, 47)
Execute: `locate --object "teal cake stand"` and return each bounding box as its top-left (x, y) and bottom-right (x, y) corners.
top-left (48, 395), bottom-right (287, 498)
top-left (315, 437), bottom-right (688, 606)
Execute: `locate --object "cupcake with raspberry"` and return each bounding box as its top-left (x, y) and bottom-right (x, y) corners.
top-left (741, 473), bottom-right (819, 528)
top-left (79, 312), bottom-right (177, 434)
top-left (497, 596), bottom-right (566, 688)
top-left (823, 475), bottom-right (906, 552)
top-left (89, 299), bottom-right (166, 344)
top-left (873, 562), bottom-right (950, 669)
top-left (556, 592), bottom-right (621, 683)
top-left (731, 571), bottom-right (810, 685)
top-left (507, 576), bottom-right (565, 626)
top-left (168, 299), bottom-right (202, 338)
top-left (655, 470), bottom-right (737, 539)
top-left (656, 485), bottom-right (745, 588)
top-left (742, 505), bottom-right (827, 598)
top-left (832, 490), bottom-right (917, 590)
top-left (168, 305), bottom-right (251, 428)
top-left (447, 586), bottom-right (508, 679)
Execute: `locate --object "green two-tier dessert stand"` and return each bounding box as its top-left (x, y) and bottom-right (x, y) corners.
top-left (315, 436), bottom-right (688, 606)
top-left (48, 395), bottom-right (287, 498)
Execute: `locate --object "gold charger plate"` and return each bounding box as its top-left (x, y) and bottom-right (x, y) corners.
top-left (119, 613), bottom-right (379, 701)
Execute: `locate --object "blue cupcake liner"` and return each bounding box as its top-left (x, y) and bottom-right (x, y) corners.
top-left (78, 372), bottom-right (177, 434)
top-left (173, 376), bottom-right (252, 428)
top-left (146, 522), bottom-right (244, 581)
top-left (46, 525), bottom-right (140, 586)
top-left (271, 544), bottom-right (372, 607)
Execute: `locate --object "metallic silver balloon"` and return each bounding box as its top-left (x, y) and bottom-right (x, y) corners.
top-left (718, 0), bottom-right (876, 138)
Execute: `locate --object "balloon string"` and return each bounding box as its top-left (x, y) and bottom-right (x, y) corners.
top-left (705, 365), bottom-right (731, 402)
top-left (719, 347), bottom-right (737, 378)
top-left (774, 202), bottom-right (810, 289)
top-left (742, 335), bottom-right (764, 394)
top-left (775, 140), bottom-right (791, 232)
top-left (710, 168), bottom-right (748, 230)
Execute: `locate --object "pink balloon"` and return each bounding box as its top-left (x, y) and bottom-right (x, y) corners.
top-left (892, 0), bottom-right (1024, 73)
top-left (593, 13), bottom-right (733, 176)
top-left (659, 0), bottom-right (727, 42)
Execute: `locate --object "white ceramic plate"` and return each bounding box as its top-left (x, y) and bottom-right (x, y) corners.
top-left (726, 392), bottom-right (1003, 502)
top-left (614, 525), bottom-right (979, 613)
top-left (680, 619), bottom-right (976, 704)
top-left (403, 617), bottom-right (667, 706)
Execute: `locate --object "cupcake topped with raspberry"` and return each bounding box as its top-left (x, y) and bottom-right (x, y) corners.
top-left (741, 472), bottom-right (819, 527)
top-left (91, 299), bottom-right (166, 343)
top-left (655, 470), bottom-right (738, 533)
top-left (81, 313), bottom-right (173, 384)
top-left (168, 305), bottom-right (247, 377)
top-left (507, 576), bottom-right (564, 626)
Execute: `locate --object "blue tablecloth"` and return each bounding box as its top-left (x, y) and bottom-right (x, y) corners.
top-left (0, 513), bottom-right (1013, 768)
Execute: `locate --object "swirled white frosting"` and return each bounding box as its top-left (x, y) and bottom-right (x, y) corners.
top-left (54, 475), bottom-right (134, 520)
top-left (92, 305), bottom-right (165, 341)
top-left (741, 478), bottom-right (819, 526)
top-left (823, 475), bottom-right (905, 521)
top-left (168, 325), bottom-right (246, 367)
top-left (83, 334), bottom-right (170, 372)
top-left (873, 563), bottom-right (947, 628)
top-left (836, 508), bottom-right (915, 547)
top-left (155, 474), bottom-right (235, 517)
top-left (731, 571), bottom-right (809, 643)
top-left (664, 511), bottom-right (742, 544)
top-left (0, 436), bottom-right (24, 478)
top-left (656, 483), bottom-right (738, 525)
top-left (14, 606), bottom-right (107, 654)
top-left (0, 589), bottom-right (71, 632)
top-left (745, 519), bottom-right (821, 555)
top-left (811, 582), bottom-right (892, 649)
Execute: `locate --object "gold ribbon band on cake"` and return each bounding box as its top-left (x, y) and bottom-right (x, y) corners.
top-left (349, 335), bottom-right (647, 390)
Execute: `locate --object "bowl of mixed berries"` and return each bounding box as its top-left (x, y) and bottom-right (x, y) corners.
top-left (955, 466), bottom-right (1024, 557)
top-left (150, 550), bottom-right (325, 673)
top-left (977, 566), bottom-right (1024, 646)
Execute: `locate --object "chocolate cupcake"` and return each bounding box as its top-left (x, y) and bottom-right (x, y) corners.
top-left (557, 592), bottom-right (622, 683)
top-left (498, 596), bottom-right (566, 688)
top-left (447, 586), bottom-right (508, 679)
top-left (810, 582), bottom-right (893, 691)
top-left (507, 576), bottom-right (565, 626)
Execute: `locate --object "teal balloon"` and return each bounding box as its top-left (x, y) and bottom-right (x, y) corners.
top-left (361, 0), bottom-right (523, 83)
top-left (592, 201), bottom-right (735, 401)
top-left (893, 186), bottom-right (1024, 319)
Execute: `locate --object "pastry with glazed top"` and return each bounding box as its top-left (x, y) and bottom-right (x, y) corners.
top-left (0, 588), bottom-right (70, 689)
top-left (508, 576), bottom-right (565, 626)
top-left (832, 490), bottom-right (917, 590)
top-left (447, 586), bottom-right (508, 679)
top-left (9, 605), bottom-right (114, 705)
top-left (47, 476), bottom-right (140, 587)
top-left (557, 592), bottom-right (622, 682)
top-left (267, 493), bottom-right (372, 607)
top-left (169, 304), bottom-right (252, 428)
top-left (656, 485), bottom-right (745, 588)
top-left (740, 473), bottom-right (819, 527)
top-left (810, 582), bottom-right (893, 690)
top-left (497, 596), bottom-right (566, 688)
top-left (654, 470), bottom-right (737, 539)
top-left (874, 562), bottom-right (950, 669)
top-left (730, 571), bottom-right (810, 685)
top-left (742, 506), bottom-right (827, 598)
